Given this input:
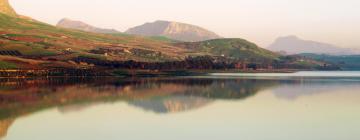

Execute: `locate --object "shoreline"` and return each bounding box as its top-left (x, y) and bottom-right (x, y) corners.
top-left (0, 68), bottom-right (303, 78)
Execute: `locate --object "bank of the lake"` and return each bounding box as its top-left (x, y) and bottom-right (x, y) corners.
top-left (0, 68), bottom-right (303, 78)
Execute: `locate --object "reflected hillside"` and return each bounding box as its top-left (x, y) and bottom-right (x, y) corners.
top-left (129, 96), bottom-right (213, 113)
top-left (2, 76), bottom-right (358, 138)
top-left (0, 77), bottom-right (279, 138)
top-left (0, 118), bottom-right (14, 138)
top-left (127, 78), bottom-right (278, 113)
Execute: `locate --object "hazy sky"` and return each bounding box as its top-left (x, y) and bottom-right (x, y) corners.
top-left (10, 0), bottom-right (360, 48)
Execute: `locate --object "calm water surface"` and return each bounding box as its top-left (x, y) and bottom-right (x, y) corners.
top-left (0, 71), bottom-right (360, 140)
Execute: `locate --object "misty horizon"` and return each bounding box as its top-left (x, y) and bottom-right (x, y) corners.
top-left (9, 0), bottom-right (360, 48)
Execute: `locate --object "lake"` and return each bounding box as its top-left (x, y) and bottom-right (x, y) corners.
top-left (0, 71), bottom-right (360, 140)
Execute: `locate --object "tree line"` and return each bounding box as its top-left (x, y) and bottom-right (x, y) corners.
top-left (73, 55), bottom-right (333, 70)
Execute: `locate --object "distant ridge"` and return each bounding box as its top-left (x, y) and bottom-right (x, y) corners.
top-left (56, 18), bottom-right (120, 34)
top-left (268, 35), bottom-right (360, 55)
top-left (126, 20), bottom-right (221, 42)
top-left (0, 0), bottom-right (17, 16)
top-left (0, 4), bottom-right (328, 71)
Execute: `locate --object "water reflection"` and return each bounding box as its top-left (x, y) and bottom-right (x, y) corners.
top-left (0, 77), bottom-right (280, 138)
top-left (0, 77), bottom-right (278, 117)
top-left (0, 76), bottom-right (360, 140)
top-left (271, 78), bottom-right (360, 100)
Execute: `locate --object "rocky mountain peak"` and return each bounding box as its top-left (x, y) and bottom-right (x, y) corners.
top-left (56, 18), bottom-right (120, 34)
top-left (126, 20), bottom-right (221, 42)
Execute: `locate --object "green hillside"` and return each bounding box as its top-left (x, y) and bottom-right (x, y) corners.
top-left (300, 53), bottom-right (360, 70)
top-left (0, 10), bottom-right (291, 69)
top-left (0, 3), bottom-right (329, 72)
top-left (176, 38), bottom-right (279, 62)
top-left (0, 13), bottom-right (192, 68)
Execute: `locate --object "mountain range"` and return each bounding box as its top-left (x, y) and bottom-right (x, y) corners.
top-left (0, 1), bottom-right (331, 72)
top-left (0, 1), bottom-right (281, 70)
top-left (268, 35), bottom-right (360, 55)
top-left (125, 20), bottom-right (221, 42)
top-left (56, 19), bottom-right (222, 42)
top-left (58, 18), bottom-right (360, 56)
top-left (56, 18), bottom-right (120, 34)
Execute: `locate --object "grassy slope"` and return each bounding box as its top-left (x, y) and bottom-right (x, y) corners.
top-left (0, 13), bottom-right (188, 62)
top-left (175, 38), bottom-right (279, 62)
top-left (0, 13), bottom-right (293, 70)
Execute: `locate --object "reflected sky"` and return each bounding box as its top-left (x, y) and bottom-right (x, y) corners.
top-left (0, 73), bottom-right (360, 140)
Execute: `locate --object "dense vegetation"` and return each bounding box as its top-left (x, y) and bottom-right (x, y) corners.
top-left (300, 53), bottom-right (360, 70)
top-left (0, 61), bottom-right (16, 69)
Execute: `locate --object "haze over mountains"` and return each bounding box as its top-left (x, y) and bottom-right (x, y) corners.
top-left (268, 35), bottom-right (360, 55)
top-left (126, 20), bottom-right (221, 42)
top-left (56, 18), bottom-right (120, 34)
top-left (0, 0), bottom-right (342, 71)
top-left (54, 17), bottom-right (360, 56)
top-left (56, 18), bottom-right (221, 42)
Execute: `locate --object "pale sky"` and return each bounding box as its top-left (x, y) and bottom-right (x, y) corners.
top-left (10, 0), bottom-right (360, 48)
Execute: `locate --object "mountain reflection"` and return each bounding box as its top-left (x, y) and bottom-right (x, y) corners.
top-left (126, 78), bottom-right (279, 113)
top-left (0, 77), bottom-right (279, 138)
top-left (128, 96), bottom-right (213, 113)
top-left (2, 76), bottom-right (358, 138)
